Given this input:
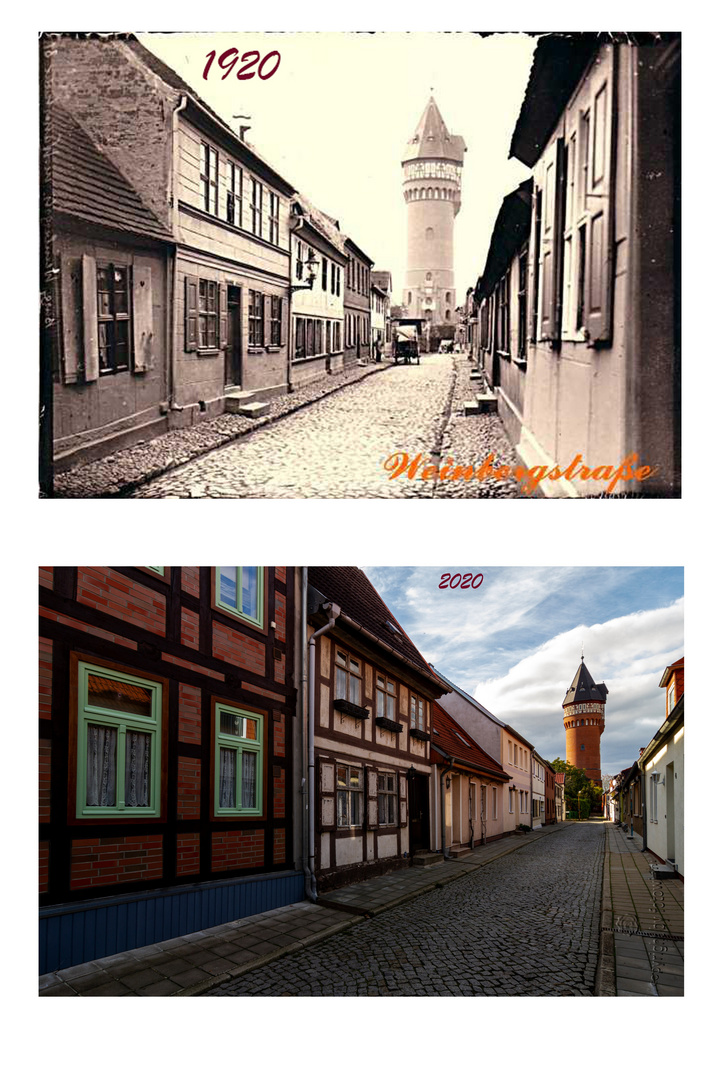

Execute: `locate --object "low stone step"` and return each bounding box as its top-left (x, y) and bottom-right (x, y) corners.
top-left (463, 400), bottom-right (482, 416)
top-left (225, 396), bottom-right (271, 418)
top-left (475, 393), bottom-right (498, 413)
top-left (412, 851), bottom-right (444, 867)
top-left (448, 845), bottom-right (474, 859)
top-left (651, 861), bottom-right (678, 880)
top-left (468, 371), bottom-right (485, 381)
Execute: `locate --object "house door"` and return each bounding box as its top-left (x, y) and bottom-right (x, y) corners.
top-left (408, 772), bottom-right (429, 853)
top-left (225, 286), bottom-right (242, 388)
top-left (665, 764), bottom-right (675, 863)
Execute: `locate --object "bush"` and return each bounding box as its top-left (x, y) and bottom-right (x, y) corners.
top-left (579, 799), bottom-right (591, 819)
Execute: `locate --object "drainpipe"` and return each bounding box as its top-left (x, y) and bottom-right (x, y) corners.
top-left (169, 95), bottom-right (188, 415)
top-left (299, 569), bottom-right (308, 896)
top-left (439, 758), bottom-right (454, 858)
top-left (306, 599), bottom-right (341, 901)
top-left (287, 211), bottom-right (305, 393)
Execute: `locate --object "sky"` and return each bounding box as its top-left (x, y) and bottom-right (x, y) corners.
top-left (362, 566), bottom-right (684, 777)
top-left (139, 31), bottom-right (536, 301)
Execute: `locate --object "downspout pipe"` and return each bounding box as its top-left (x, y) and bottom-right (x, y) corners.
top-left (169, 95), bottom-right (188, 415)
top-left (306, 600), bottom-right (341, 901)
top-left (439, 758), bottom-right (454, 858)
top-left (299, 569), bottom-right (308, 897)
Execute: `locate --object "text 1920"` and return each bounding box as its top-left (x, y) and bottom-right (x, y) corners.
top-left (203, 49), bottom-right (281, 81)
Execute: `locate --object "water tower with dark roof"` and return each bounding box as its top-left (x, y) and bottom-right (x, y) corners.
top-left (562, 657), bottom-right (608, 783)
top-left (401, 96), bottom-right (465, 328)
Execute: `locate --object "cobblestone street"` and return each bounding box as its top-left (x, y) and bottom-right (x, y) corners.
top-left (131, 353), bottom-right (517, 498)
top-left (207, 824), bottom-right (604, 996)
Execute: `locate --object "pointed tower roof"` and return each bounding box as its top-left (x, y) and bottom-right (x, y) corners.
top-left (402, 96), bottom-right (466, 165)
top-left (562, 660), bottom-right (608, 706)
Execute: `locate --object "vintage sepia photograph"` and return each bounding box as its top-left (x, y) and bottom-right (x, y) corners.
top-left (38, 565), bottom-right (684, 996)
top-left (39, 31), bottom-right (680, 499)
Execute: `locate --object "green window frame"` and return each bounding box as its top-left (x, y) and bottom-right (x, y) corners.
top-left (76, 660), bottom-right (163, 819)
top-left (214, 703), bottom-right (264, 816)
top-left (216, 566), bottom-right (264, 627)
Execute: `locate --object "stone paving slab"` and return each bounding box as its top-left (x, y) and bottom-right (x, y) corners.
top-left (39, 824), bottom-right (569, 997)
top-left (596, 824), bottom-right (684, 997)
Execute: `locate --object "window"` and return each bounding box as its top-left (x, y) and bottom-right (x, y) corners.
top-left (198, 279), bottom-right (219, 349)
top-left (469, 782), bottom-right (477, 821)
top-left (514, 744), bottom-right (518, 766)
top-left (322, 258), bottom-right (328, 291)
top-left (580, 743), bottom-right (585, 751)
top-left (337, 764), bottom-right (363, 827)
top-left (251, 178), bottom-right (263, 236)
top-left (295, 317), bottom-right (306, 358)
top-left (378, 773), bottom-right (397, 826)
top-left (76, 660), bottom-right (163, 818)
top-left (216, 566), bottom-right (264, 627)
top-left (201, 142), bottom-right (218, 215)
top-left (296, 241), bottom-right (304, 281)
top-left (269, 191), bottom-right (279, 245)
top-left (376, 675), bottom-right (396, 720)
top-left (227, 162), bottom-right (242, 227)
top-left (215, 703), bottom-right (263, 815)
top-left (492, 787), bottom-right (497, 820)
top-left (335, 650), bottom-right (361, 705)
top-left (410, 694), bottom-right (425, 730)
top-left (509, 788), bottom-right (514, 813)
top-left (249, 289), bottom-right (264, 346)
top-left (497, 272), bottom-right (509, 353)
top-left (270, 295), bottom-right (282, 346)
top-left (97, 264), bottom-right (132, 375)
top-left (668, 682), bottom-right (676, 712)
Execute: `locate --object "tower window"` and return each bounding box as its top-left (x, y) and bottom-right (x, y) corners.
top-left (425, 228), bottom-right (434, 241)
top-left (426, 272), bottom-right (432, 281)
top-left (580, 744), bottom-right (585, 751)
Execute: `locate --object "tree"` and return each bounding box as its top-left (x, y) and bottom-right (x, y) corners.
top-left (549, 759), bottom-right (604, 816)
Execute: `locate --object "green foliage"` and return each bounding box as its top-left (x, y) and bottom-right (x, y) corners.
top-left (578, 799), bottom-right (591, 819)
top-left (550, 758), bottom-right (603, 814)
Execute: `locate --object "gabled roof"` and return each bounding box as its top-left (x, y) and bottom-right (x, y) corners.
top-left (431, 702), bottom-right (510, 781)
top-left (555, 773), bottom-right (565, 785)
top-left (402, 96), bottom-right (466, 165)
top-left (430, 666), bottom-right (505, 727)
top-left (291, 193), bottom-right (347, 258)
top-left (49, 104), bottom-right (172, 242)
top-left (475, 179), bottom-right (532, 301)
top-left (371, 271), bottom-right (392, 295)
top-left (562, 660), bottom-right (608, 706)
top-left (307, 567), bottom-right (444, 691)
top-left (659, 657), bottom-right (684, 688)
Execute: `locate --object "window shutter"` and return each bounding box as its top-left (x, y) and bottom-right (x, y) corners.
top-left (528, 187), bottom-right (540, 344)
top-left (366, 768), bottom-right (378, 830)
top-left (584, 50), bottom-right (616, 345)
top-left (81, 254), bottom-right (99, 382)
top-left (279, 297), bottom-right (286, 347)
top-left (540, 139), bottom-right (564, 344)
top-left (264, 295), bottom-right (272, 346)
top-left (132, 265), bottom-right (153, 372)
top-left (400, 773), bottom-right (408, 827)
top-left (219, 283), bottom-right (228, 350)
top-left (184, 275), bottom-right (198, 352)
top-left (60, 255), bottom-right (81, 384)
top-left (319, 759), bottom-right (336, 831)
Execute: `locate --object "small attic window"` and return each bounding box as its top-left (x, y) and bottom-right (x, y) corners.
top-left (456, 733), bottom-right (471, 747)
top-left (384, 620), bottom-right (402, 636)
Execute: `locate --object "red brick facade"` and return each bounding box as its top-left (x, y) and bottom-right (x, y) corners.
top-left (39, 567), bottom-right (295, 910)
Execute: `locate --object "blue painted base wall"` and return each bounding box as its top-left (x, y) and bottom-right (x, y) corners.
top-left (39, 870), bottom-right (305, 975)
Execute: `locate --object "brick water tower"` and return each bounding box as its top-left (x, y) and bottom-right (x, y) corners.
top-left (562, 657), bottom-right (608, 783)
top-left (401, 96), bottom-right (465, 330)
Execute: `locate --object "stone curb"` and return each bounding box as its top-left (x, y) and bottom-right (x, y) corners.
top-left (596, 827), bottom-right (617, 996)
top-left (55, 362), bottom-right (392, 499)
top-left (181, 823), bottom-right (568, 996)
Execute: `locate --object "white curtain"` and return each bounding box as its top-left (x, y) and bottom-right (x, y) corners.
top-left (86, 725), bottom-right (117, 806)
top-left (219, 748), bottom-right (236, 808)
top-left (125, 730), bottom-right (151, 807)
top-left (241, 752), bottom-right (257, 809)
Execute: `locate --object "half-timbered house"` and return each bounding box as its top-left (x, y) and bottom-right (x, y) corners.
top-left (39, 566), bottom-right (299, 974)
top-left (307, 567), bottom-right (449, 889)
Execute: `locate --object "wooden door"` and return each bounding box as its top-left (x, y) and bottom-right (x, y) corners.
top-left (225, 286), bottom-right (242, 388)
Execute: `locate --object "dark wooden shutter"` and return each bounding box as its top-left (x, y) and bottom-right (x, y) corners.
top-left (264, 295), bottom-right (272, 346)
top-left (132, 265), bottom-right (153, 372)
top-left (399, 773), bottom-right (408, 827)
top-left (319, 758), bottom-right (336, 831)
top-left (540, 138), bottom-right (564, 344)
top-left (279, 297), bottom-right (286, 347)
top-left (61, 255), bottom-right (81, 384)
top-left (184, 275), bottom-right (198, 352)
top-left (528, 185), bottom-right (541, 344)
top-left (585, 49), bottom-right (616, 345)
top-left (219, 283), bottom-right (228, 350)
top-left (366, 768), bottom-right (378, 830)
top-left (81, 254), bottom-right (99, 382)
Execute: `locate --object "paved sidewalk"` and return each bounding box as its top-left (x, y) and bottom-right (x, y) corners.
top-left (39, 824), bottom-right (568, 997)
top-left (596, 824), bottom-right (684, 996)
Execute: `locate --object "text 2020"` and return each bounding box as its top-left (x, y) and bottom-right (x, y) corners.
top-left (438, 573), bottom-right (484, 590)
top-left (203, 49), bottom-right (281, 81)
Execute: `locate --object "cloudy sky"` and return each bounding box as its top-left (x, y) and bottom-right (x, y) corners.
top-left (139, 31), bottom-right (535, 299)
top-left (362, 567), bottom-right (684, 776)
